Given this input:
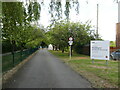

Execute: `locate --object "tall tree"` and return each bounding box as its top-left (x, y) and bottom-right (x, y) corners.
top-left (48, 0), bottom-right (80, 25)
top-left (47, 20), bottom-right (96, 53)
top-left (2, 2), bottom-right (24, 47)
top-left (27, 1), bottom-right (41, 25)
top-left (2, 1), bottom-right (42, 53)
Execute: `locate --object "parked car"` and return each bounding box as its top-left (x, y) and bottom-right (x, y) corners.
top-left (110, 49), bottom-right (120, 60)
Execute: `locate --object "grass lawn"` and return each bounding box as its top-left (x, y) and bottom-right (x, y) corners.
top-left (49, 50), bottom-right (119, 88)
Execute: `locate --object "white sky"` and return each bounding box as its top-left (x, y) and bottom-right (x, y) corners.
top-left (39, 0), bottom-right (118, 41)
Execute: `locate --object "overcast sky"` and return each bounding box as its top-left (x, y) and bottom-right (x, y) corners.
top-left (38, 0), bottom-right (118, 41)
top-left (3, 0), bottom-right (118, 41)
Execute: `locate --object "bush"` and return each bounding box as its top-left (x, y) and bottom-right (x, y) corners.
top-left (2, 40), bottom-right (21, 53)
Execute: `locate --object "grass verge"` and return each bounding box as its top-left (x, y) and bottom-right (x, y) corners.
top-left (49, 50), bottom-right (119, 88)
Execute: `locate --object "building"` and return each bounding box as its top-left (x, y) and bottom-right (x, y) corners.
top-left (116, 1), bottom-right (120, 48)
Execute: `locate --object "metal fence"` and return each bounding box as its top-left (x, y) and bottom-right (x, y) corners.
top-left (2, 47), bottom-right (38, 73)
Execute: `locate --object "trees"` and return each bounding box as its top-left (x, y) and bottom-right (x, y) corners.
top-left (25, 26), bottom-right (45, 48)
top-left (48, 0), bottom-right (79, 26)
top-left (47, 20), bottom-right (69, 52)
top-left (1, 0), bottom-right (100, 54)
top-left (2, 2), bottom-right (25, 52)
top-left (47, 20), bottom-right (96, 53)
top-left (2, 1), bottom-right (43, 53)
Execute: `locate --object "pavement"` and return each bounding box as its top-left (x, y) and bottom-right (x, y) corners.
top-left (2, 49), bottom-right (92, 88)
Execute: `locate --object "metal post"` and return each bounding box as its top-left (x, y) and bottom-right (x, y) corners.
top-left (92, 59), bottom-right (94, 64)
top-left (96, 4), bottom-right (99, 39)
top-left (106, 60), bottom-right (108, 65)
top-left (70, 45), bottom-right (71, 60)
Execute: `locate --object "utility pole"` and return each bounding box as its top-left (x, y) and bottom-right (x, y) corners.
top-left (116, 0), bottom-right (119, 3)
top-left (96, 4), bottom-right (99, 39)
top-left (118, 1), bottom-right (120, 23)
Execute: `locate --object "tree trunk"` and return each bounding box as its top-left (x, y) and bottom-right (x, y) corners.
top-left (55, 46), bottom-right (57, 51)
top-left (62, 49), bottom-right (64, 53)
top-left (53, 45), bottom-right (55, 50)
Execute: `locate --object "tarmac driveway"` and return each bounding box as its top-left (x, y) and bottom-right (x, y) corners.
top-left (3, 49), bottom-right (92, 88)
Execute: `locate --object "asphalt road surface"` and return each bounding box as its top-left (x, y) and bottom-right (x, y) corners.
top-left (3, 49), bottom-right (92, 88)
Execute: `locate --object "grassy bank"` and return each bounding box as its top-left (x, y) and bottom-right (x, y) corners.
top-left (49, 50), bottom-right (119, 88)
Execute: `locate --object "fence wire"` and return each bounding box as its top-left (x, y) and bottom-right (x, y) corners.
top-left (2, 47), bottom-right (38, 73)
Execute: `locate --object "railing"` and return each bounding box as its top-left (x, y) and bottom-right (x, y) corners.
top-left (2, 47), bottom-right (38, 73)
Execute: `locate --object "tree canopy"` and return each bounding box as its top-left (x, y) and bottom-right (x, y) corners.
top-left (1, 0), bottom-right (101, 54)
top-left (46, 20), bottom-right (96, 53)
top-left (2, 1), bottom-right (43, 53)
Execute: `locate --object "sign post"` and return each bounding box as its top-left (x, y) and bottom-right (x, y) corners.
top-left (68, 37), bottom-right (73, 60)
top-left (90, 40), bottom-right (110, 65)
top-left (70, 45), bottom-right (71, 59)
top-left (92, 59), bottom-right (94, 64)
top-left (106, 60), bottom-right (108, 65)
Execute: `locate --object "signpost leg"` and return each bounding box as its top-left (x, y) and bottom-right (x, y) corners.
top-left (70, 45), bottom-right (71, 60)
top-left (106, 60), bottom-right (108, 65)
top-left (92, 59), bottom-right (94, 64)
top-left (68, 37), bottom-right (73, 60)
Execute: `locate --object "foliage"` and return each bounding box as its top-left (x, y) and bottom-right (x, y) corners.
top-left (2, 2), bottom-right (24, 43)
top-left (47, 20), bottom-right (96, 53)
top-left (1, 1), bottom-right (100, 54)
top-left (25, 26), bottom-right (45, 48)
top-left (64, 1), bottom-right (71, 21)
top-left (2, 40), bottom-right (13, 53)
top-left (110, 41), bottom-right (116, 47)
top-left (48, 0), bottom-right (79, 25)
top-left (2, 1), bottom-right (43, 53)
top-left (27, 1), bottom-right (41, 22)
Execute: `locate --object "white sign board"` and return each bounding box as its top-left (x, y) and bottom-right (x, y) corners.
top-left (69, 37), bottom-right (73, 41)
top-left (68, 41), bottom-right (73, 45)
top-left (90, 40), bottom-right (110, 60)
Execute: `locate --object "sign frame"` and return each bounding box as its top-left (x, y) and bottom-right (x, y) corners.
top-left (90, 40), bottom-right (110, 60)
top-left (68, 41), bottom-right (73, 45)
